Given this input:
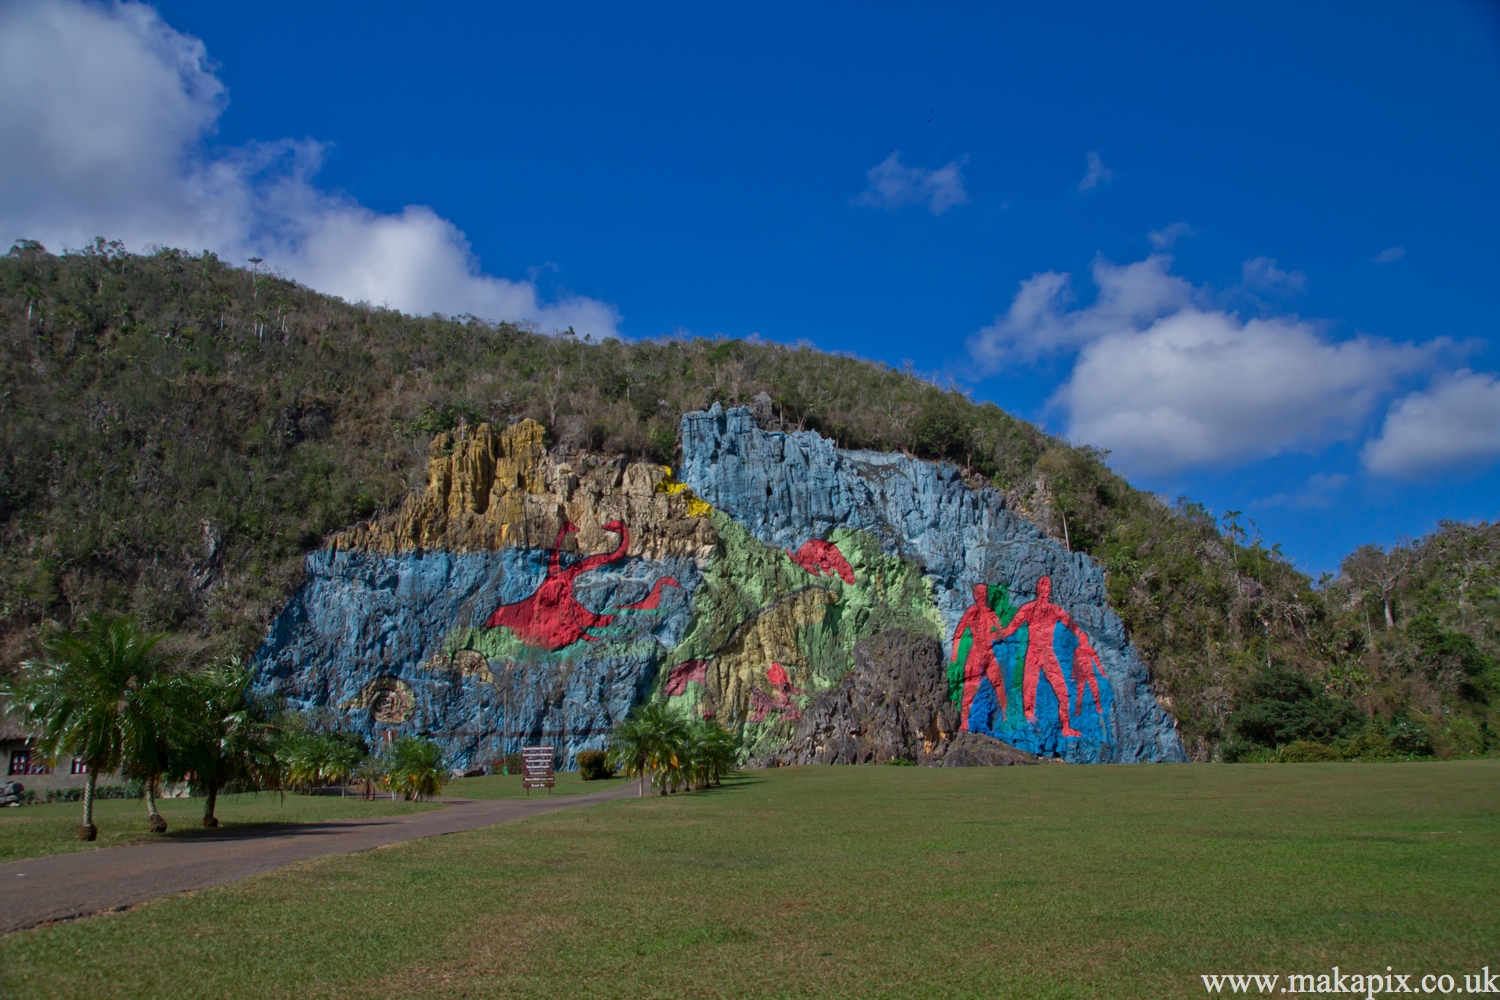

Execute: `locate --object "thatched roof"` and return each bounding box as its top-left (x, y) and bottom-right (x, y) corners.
top-left (0, 697), bottom-right (31, 742)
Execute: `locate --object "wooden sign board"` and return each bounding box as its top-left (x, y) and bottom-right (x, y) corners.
top-left (521, 746), bottom-right (555, 795)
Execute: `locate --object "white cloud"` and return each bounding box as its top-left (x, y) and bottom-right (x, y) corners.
top-left (969, 251), bottom-right (1440, 474)
top-left (1058, 309), bottom-right (1432, 473)
top-left (1078, 151), bottom-right (1114, 192)
top-left (1374, 246), bottom-right (1406, 265)
top-left (852, 152), bottom-right (970, 215)
top-left (1147, 222), bottom-right (1195, 250)
top-left (0, 0), bottom-right (619, 337)
top-left (969, 254), bottom-right (1193, 367)
top-left (1241, 256), bottom-right (1307, 293)
top-left (1362, 370), bottom-right (1500, 478)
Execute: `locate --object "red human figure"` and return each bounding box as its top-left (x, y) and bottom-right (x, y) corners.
top-left (484, 520), bottom-right (630, 650)
top-left (1072, 640), bottom-right (1104, 717)
top-left (951, 583), bottom-right (1008, 730)
top-left (993, 576), bottom-right (1087, 738)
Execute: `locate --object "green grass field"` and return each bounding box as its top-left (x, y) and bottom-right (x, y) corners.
top-left (0, 791), bottom-right (442, 864)
top-left (2, 761), bottom-right (1496, 999)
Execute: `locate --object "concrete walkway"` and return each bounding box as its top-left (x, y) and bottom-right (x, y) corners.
top-left (0, 782), bottom-right (638, 934)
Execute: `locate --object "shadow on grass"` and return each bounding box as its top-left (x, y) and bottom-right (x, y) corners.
top-left (149, 817), bottom-right (425, 844)
top-left (640, 771), bottom-right (766, 797)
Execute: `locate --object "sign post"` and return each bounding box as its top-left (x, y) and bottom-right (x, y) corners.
top-left (521, 746), bottom-right (555, 796)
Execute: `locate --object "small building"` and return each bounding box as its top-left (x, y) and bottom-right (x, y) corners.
top-left (0, 701), bottom-right (100, 792)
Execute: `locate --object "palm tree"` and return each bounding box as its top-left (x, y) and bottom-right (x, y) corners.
top-left (325, 735), bottom-right (366, 797)
top-left (381, 736), bottom-right (446, 801)
top-left (608, 703), bottom-right (688, 797)
top-left (173, 662), bottom-right (280, 827)
top-left (281, 729), bottom-right (336, 794)
top-left (684, 718), bottom-right (738, 789)
top-left (609, 709), bottom-right (659, 798)
top-left (1, 615), bottom-right (172, 841)
top-left (120, 668), bottom-right (184, 833)
top-left (354, 754), bottom-right (386, 801)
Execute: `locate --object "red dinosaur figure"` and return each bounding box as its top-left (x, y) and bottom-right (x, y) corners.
top-left (484, 520), bottom-right (635, 650)
top-left (788, 538), bottom-right (855, 583)
top-left (663, 659), bottom-right (709, 696)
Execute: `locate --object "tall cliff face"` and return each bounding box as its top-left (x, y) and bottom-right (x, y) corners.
top-left (678, 405), bottom-right (1183, 763)
top-left (253, 405), bottom-right (1186, 766)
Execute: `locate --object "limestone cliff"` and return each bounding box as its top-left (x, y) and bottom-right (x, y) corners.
top-left (329, 420), bottom-right (717, 561)
top-left (252, 405), bottom-right (1187, 767)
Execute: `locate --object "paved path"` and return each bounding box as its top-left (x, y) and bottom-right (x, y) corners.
top-left (0, 783), bottom-right (638, 934)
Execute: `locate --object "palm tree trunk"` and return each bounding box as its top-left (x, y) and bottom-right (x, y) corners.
top-left (639, 768), bottom-right (645, 798)
top-left (146, 777), bottom-right (167, 833)
top-left (79, 770), bottom-right (98, 841)
top-left (202, 784), bottom-right (220, 827)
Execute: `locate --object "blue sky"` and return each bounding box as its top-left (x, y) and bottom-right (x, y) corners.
top-left (3, 1), bottom-right (1498, 575)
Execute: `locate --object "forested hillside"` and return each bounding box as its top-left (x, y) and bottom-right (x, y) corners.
top-left (1, 240), bottom-right (1493, 758)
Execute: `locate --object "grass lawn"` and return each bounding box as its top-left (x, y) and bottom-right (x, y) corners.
top-left (2, 761), bottom-right (1496, 999)
top-left (0, 791), bottom-right (442, 864)
top-left (445, 771), bottom-right (624, 799)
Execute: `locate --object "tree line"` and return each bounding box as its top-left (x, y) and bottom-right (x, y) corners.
top-left (1, 612), bottom-right (743, 840)
top-left (0, 614), bottom-right (449, 840)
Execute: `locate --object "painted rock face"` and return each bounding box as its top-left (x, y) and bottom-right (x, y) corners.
top-left (254, 409), bottom-right (1186, 767)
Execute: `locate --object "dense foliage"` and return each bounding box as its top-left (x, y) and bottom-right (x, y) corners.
top-left (608, 703), bottom-right (737, 795)
top-left (575, 749), bottom-right (616, 780)
top-left (1, 241), bottom-right (1494, 759)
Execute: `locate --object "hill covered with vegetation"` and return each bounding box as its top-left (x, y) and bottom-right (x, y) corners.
top-left (1, 240), bottom-right (1493, 759)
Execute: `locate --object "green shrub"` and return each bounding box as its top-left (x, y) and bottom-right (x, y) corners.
top-left (1429, 716), bottom-right (1483, 758)
top-left (1330, 723), bottom-right (1393, 761)
top-left (1388, 718), bottom-right (1434, 757)
top-left (1218, 738), bottom-right (1258, 763)
top-left (576, 749), bottom-right (615, 780)
top-left (1281, 740), bottom-right (1340, 763)
top-left (380, 735), bottom-right (446, 801)
top-left (882, 756), bottom-right (917, 766)
top-left (18, 782), bottom-right (144, 805)
top-left (1230, 665), bottom-right (1361, 746)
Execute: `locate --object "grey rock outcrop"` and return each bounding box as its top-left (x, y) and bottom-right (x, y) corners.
top-left (779, 630), bottom-right (1036, 766)
top-left (938, 731), bottom-right (1041, 766)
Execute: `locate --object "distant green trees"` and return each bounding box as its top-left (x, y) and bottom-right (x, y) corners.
top-left (1229, 665), bottom-right (1361, 748)
top-left (608, 705), bottom-right (736, 797)
top-left (282, 728), bottom-right (368, 796)
top-left (0, 615), bottom-right (451, 832)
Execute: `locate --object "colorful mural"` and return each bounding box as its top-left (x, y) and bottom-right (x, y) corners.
top-left (948, 575), bottom-right (1114, 751)
top-left (252, 406), bottom-right (1186, 767)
